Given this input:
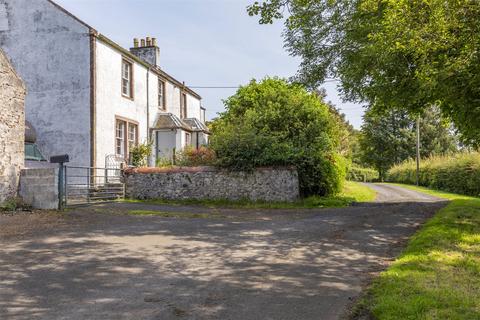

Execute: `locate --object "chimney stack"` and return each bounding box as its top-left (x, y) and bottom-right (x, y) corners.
top-left (130, 36), bottom-right (161, 67)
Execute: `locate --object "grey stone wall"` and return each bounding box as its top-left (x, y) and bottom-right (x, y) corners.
top-left (124, 167), bottom-right (300, 202)
top-left (19, 168), bottom-right (58, 210)
top-left (0, 49), bottom-right (25, 204)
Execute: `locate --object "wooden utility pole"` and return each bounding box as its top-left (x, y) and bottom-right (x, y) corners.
top-left (416, 117), bottom-right (420, 186)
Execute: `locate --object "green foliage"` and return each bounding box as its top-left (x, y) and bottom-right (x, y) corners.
top-left (316, 88), bottom-right (357, 161)
top-left (360, 107), bottom-right (415, 180)
top-left (155, 157), bottom-right (173, 168)
top-left (176, 146), bottom-right (217, 167)
top-left (347, 166), bottom-right (379, 182)
top-left (0, 198), bottom-right (18, 212)
top-left (360, 106), bottom-right (458, 180)
top-left (210, 78), bottom-right (347, 196)
top-left (388, 153), bottom-right (480, 197)
top-left (362, 188), bottom-right (480, 319)
top-left (248, 0), bottom-right (480, 145)
top-left (130, 142), bottom-right (152, 167)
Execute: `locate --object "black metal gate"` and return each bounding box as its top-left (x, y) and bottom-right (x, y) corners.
top-left (62, 165), bottom-right (125, 207)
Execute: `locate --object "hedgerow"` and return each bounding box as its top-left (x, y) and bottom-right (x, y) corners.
top-left (347, 166), bottom-right (379, 182)
top-left (387, 152), bottom-right (480, 197)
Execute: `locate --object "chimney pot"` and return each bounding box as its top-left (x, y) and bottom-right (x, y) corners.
top-left (130, 36), bottom-right (160, 67)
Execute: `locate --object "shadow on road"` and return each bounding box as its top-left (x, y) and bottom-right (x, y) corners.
top-left (0, 200), bottom-right (448, 320)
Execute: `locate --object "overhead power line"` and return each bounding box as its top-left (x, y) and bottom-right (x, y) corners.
top-left (188, 86), bottom-right (240, 89)
top-left (187, 79), bottom-right (340, 89)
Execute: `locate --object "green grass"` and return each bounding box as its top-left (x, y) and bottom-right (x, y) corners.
top-left (359, 185), bottom-right (480, 319)
top-left (125, 181), bottom-right (377, 209)
top-left (128, 210), bottom-right (224, 219)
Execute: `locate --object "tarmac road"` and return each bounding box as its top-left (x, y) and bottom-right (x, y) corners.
top-left (0, 184), bottom-right (446, 320)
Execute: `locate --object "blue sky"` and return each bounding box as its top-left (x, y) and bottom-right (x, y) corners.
top-left (55, 0), bottom-right (365, 128)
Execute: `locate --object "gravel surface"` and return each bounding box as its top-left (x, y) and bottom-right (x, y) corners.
top-left (0, 184), bottom-right (447, 320)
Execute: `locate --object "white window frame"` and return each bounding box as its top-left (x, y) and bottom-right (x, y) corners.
top-left (121, 59), bottom-right (133, 98)
top-left (116, 120), bottom-right (126, 156)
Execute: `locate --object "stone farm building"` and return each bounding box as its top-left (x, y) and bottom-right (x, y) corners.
top-left (0, 0), bottom-right (209, 169)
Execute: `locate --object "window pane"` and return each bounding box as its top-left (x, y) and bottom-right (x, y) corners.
top-left (180, 93), bottom-right (187, 118)
top-left (128, 124), bottom-right (136, 143)
top-left (122, 60), bottom-right (132, 97)
top-left (158, 81), bottom-right (164, 108)
top-left (116, 121), bottom-right (125, 156)
top-left (122, 62), bottom-right (130, 80)
top-left (128, 124), bottom-right (137, 153)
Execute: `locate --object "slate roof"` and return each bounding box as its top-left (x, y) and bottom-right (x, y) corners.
top-left (183, 118), bottom-right (210, 133)
top-left (152, 113), bottom-right (192, 131)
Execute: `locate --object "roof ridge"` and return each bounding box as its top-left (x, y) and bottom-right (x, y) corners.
top-left (46, 0), bottom-right (202, 100)
top-left (46, 0), bottom-right (93, 30)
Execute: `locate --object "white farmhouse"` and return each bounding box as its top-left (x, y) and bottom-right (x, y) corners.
top-left (0, 0), bottom-right (209, 169)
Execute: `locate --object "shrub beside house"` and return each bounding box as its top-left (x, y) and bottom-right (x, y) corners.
top-left (126, 78), bottom-right (348, 202)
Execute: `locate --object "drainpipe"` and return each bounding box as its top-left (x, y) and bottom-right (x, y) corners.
top-left (146, 67), bottom-right (151, 166)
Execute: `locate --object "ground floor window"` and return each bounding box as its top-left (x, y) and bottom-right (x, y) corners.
top-left (115, 118), bottom-right (138, 160)
top-left (185, 132), bottom-right (191, 147)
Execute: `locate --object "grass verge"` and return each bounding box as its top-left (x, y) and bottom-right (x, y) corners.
top-left (128, 210), bottom-right (224, 219)
top-left (125, 181), bottom-right (377, 209)
top-left (357, 184), bottom-right (480, 319)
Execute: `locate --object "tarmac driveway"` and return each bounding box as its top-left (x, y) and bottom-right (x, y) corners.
top-left (0, 184), bottom-right (446, 320)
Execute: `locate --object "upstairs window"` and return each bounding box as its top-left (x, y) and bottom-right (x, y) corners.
top-left (121, 59), bottom-right (133, 98)
top-left (180, 92), bottom-right (187, 119)
top-left (158, 79), bottom-right (166, 110)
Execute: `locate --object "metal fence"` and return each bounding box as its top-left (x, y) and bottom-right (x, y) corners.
top-left (63, 166), bottom-right (125, 207)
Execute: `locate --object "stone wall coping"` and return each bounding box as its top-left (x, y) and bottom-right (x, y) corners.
top-left (124, 166), bottom-right (297, 175)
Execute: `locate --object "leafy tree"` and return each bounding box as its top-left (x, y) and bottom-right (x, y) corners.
top-left (360, 108), bottom-right (415, 180)
top-left (248, 0), bottom-right (480, 145)
top-left (210, 78), bottom-right (346, 196)
top-left (315, 88), bottom-right (355, 160)
top-left (360, 106), bottom-right (458, 180)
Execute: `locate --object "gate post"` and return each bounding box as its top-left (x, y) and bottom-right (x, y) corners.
top-left (58, 163), bottom-right (65, 210)
top-left (50, 154), bottom-right (70, 210)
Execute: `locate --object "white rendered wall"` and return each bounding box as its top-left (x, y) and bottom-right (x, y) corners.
top-left (0, 0), bottom-right (91, 167)
top-left (186, 94), bottom-right (201, 120)
top-left (95, 39), bottom-right (149, 168)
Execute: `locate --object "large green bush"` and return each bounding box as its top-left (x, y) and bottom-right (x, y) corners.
top-left (387, 153), bottom-right (480, 197)
top-left (210, 78), bottom-right (346, 196)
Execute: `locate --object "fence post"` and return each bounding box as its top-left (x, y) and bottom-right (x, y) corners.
top-left (58, 163), bottom-right (65, 210)
top-left (87, 168), bottom-right (91, 203)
